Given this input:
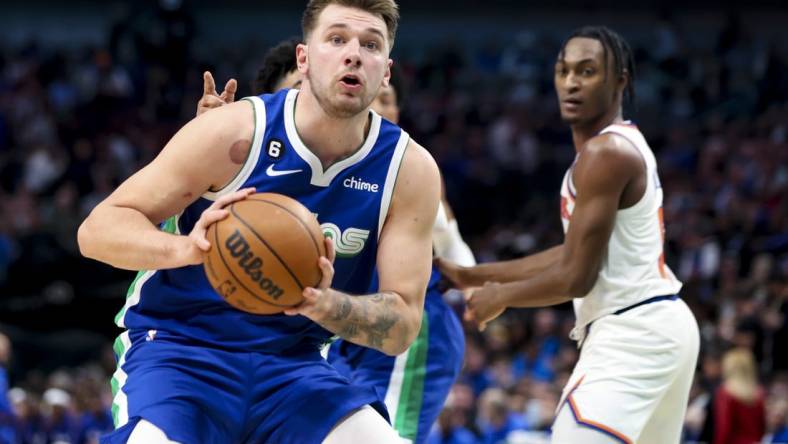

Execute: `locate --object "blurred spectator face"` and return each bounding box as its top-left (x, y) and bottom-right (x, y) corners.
top-left (464, 340), bottom-right (488, 373)
top-left (554, 37), bottom-right (624, 126)
top-left (478, 388), bottom-right (509, 428)
top-left (702, 353), bottom-right (722, 384)
top-left (533, 309), bottom-right (557, 337)
top-left (767, 398), bottom-right (788, 433)
top-left (299, 4), bottom-right (392, 118)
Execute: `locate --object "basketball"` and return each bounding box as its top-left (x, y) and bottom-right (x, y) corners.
top-left (203, 192), bottom-right (326, 314)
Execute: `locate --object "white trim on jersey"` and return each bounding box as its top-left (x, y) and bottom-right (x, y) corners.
top-left (383, 351), bottom-right (409, 427)
top-left (202, 96), bottom-right (266, 201)
top-left (377, 131), bottom-right (410, 240)
top-left (283, 89), bottom-right (383, 187)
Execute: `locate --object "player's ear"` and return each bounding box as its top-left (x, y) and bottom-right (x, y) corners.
top-left (382, 59), bottom-right (393, 87)
top-left (618, 68), bottom-right (629, 96)
top-left (296, 43), bottom-right (309, 74)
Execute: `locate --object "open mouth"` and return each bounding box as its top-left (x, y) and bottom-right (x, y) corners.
top-left (339, 74), bottom-right (361, 87)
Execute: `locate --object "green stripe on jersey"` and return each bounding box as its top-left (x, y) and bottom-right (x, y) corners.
top-left (394, 314), bottom-right (430, 440)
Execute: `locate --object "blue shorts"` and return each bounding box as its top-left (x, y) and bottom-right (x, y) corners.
top-left (103, 330), bottom-right (387, 444)
top-left (327, 291), bottom-right (464, 444)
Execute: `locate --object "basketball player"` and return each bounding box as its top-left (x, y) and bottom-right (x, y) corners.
top-left (78, 1), bottom-right (442, 443)
top-left (437, 27), bottom-right (700, 443)
top-left (199, 41), bottom-right (475, 444)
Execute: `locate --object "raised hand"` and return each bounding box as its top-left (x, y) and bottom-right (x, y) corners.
top-left (196, 71), bottom-right (238, 116)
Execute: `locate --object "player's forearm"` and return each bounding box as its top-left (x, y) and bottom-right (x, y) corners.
top-left (492, 255), bottom-right (598, 308)
top-left (78, 205), bottom-right (190, 271)
top-left (463, 245), bottom-right (563, 286)
top-left (317, 290), bottom-right (419, 356)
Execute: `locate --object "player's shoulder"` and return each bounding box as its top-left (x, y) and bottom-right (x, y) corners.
top-left (389, 138), bottom-right (440, 210)
top-left (401, 139), bottom-right (440, 184)
top-left (194, 99), bottom-right (255, 136)
top-left (581, 131), bottom-right (643, 170)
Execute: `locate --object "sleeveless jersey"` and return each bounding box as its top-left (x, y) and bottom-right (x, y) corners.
top-left (560, 122), bottom-right (682, 335)
top-left (115, 88), bottom-right (410, 353)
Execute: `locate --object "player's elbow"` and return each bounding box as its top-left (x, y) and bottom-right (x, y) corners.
top-left (384, 307), bottom-right (422, 356)
top-left (77, 216), bottom-right (97, 260)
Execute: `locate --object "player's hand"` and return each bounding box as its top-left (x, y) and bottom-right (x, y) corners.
top-left (196, 71), bottom-right (238, 116)
top-left (464, 282), bottom-right (506, 332)
top-left (434, 257), bottom-right (473, 289)
top-left (181, 187), bottom-right (256, 266)
top-left (284, 237), bottom-right (336, 318)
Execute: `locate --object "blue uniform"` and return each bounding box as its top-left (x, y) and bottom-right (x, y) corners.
top-left (328, 267), bottom-right (465, 444)
top-left (104, 89), bottom-right (410, 444)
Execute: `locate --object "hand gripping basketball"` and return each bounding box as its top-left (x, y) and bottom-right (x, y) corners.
top-left (283, 237), bottom-right (336, 319)
top-left (186, 187), bottom-right (256, 264)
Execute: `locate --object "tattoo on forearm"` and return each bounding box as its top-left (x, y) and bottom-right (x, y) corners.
top-left (326, 292), bottom-right (402, 350)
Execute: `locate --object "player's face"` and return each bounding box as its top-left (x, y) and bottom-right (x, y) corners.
top-left (554, 37), bottom-right (620, 126)
top-left (370, 84), bottom-right (399, 123)
top-left (274, 70), bottom-right (303, 92)
top-left (299, 5), bottom-right (392, 118)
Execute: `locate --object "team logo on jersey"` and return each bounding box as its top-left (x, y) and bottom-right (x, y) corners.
top-left (343, 176), bottom-right (379, 193)
top-left (320, 223), bottom-right (370, 258)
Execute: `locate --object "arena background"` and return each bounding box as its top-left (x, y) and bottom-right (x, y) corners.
top-left (0, 0), bottom-right (785, 442)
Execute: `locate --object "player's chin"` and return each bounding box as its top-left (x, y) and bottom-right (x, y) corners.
top-left (560, 113), bottom-right (583, 125)
top-left (328, 97), bottom-right (366, 118)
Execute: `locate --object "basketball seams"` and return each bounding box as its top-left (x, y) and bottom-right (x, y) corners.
top-left (229, 203), bottom-right (308, 291)
top-left (212, 218), bottom-right (295, 308)
top-left (246, 197), bottom-right (324, 288)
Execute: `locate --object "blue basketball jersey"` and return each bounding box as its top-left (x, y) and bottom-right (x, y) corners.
top-left (115, 89), bottom-right (410, 353)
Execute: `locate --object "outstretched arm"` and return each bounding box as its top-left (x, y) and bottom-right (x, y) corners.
top-left (286, 140), bottom-right (441, 355)
top-left (464, 134), bottom-right (644, 330)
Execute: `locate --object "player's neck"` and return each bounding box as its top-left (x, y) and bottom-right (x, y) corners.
top-left (293, 88), bottom-right (371, 169)
top-left (571, 107), bottom-right (624, 153)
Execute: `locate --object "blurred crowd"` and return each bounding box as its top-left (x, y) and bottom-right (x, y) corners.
top-left (0, 2), bottom-right (785, 443)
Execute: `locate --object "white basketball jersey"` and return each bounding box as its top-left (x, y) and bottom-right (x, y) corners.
top-left (560, 122), bottom-right (682, 338)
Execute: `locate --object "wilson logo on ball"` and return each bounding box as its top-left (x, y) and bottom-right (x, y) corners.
top-left (225, 229), bottom-right (284, 300)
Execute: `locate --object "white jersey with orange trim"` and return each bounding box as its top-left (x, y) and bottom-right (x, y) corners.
top-left (559, 121), bottom-right (682, 339)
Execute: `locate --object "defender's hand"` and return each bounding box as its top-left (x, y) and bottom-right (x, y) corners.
top-left (464, 282), bottom-right (506, 332)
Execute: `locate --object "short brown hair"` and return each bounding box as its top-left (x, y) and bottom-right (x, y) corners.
top-left (302, 0), bottom-right (399, 50)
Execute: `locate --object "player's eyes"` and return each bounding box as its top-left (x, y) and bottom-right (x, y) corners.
top-left (365, 41), bottom-right (379, 51)
top-left (582, 68), bottom-right (595, 76)
top-left (330, 36), bottom-right (344, 45)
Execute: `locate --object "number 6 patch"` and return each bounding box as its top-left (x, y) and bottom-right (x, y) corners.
top-left (267, 139), bottom-right (285, 160)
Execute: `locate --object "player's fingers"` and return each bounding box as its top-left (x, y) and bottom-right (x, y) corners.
top-left (463, 307), bottom-right (474, 323)
top-left (317, 257), bottom-right (333, 288)
top-left (324, 237), bottom-right (336, 264)
top-left (199, 209), bottom-right (229, 228)
top-left (201, 95), bottom-right (225, 110)
top-left (221, 78), bottom-right (238, 103)
top-left (211, 187), bottom-right (255, 211)
top-left (203, 71), bottom-right (217, 96)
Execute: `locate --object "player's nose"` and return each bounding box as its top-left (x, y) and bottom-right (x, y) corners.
top-left (343, 39), bottom-right (362, 68)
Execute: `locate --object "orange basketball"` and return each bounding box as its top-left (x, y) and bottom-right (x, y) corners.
top-left (203, 192), bottom-right (326, 314)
